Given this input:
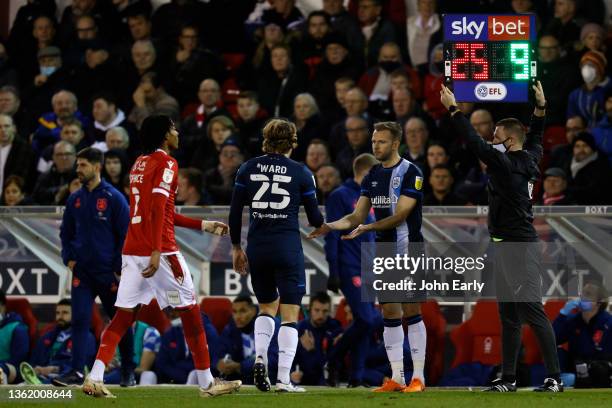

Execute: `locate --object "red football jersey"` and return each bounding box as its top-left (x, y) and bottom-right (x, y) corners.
top-left (123, 149), bottom-right (179, 255)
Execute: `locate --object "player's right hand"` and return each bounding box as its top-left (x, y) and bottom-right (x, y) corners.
top-left (307, 223), bottom-right (331, 239)
top-left (232, 247), bottom-right (249, 276)
top-left (440, 84), bottom-right (457, 110)
top-left (142, 250), bottom-right (161, 278)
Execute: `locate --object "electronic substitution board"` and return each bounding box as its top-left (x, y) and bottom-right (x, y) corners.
top-left (443, 14), bottom-right (537, 102)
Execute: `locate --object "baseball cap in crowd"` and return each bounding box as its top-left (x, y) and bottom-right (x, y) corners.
top-left (544, 167), bottom-right (567, 180)
top-left (220, 138), bottom-right (244, 154)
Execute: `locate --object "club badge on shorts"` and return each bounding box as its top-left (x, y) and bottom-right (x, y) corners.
top-left (167, 291), bottom-right (181, 306)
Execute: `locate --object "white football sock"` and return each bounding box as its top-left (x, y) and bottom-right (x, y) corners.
top-left (255, 315), bottom-right (276, 366)
top-left (408, 320), bottom-right (427, 383)
top-left (383, 325), bottom-right (406, 385)
top-left (90, 360), bottom-right (105, 382)
top-left (277, 324), bottom-right (298, 384)
top-left (196, 368), bottom-right (214, 388)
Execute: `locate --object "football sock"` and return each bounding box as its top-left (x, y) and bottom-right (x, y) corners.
top-left (277, 322), bottom-right (298, 384)
top-left (407, 315), bottom-right (427, 383)
top-left (180, 305), bottom-right (212, 388)
top-left (383, 318), bottom-right (405, 385)
top-left (92, 309), bottom-right (136, 381)
top-left (255, 314), bottom-right (276, 366)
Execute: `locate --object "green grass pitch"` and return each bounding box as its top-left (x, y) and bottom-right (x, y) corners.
top-left (3, 386), bottom-right (612, 408)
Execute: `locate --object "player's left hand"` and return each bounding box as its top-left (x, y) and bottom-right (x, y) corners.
top-left (202, 220), bottom-right (229, 236)
top-left (439, 84), bottom-right (457, 110)
top-left (533, 80), bottom-right (546, 107)
top-left (232, 247), bottom-right (249, 276)
top-left (142, 250), bottom-right (160, 278)
top-left (341, 224), bottom-right (371, 240)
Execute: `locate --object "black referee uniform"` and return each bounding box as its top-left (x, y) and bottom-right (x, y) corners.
top-left (450, 110), bottom-right (561, 387)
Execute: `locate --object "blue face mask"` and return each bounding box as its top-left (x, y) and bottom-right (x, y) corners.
top-left (40, 66), bottom-right (57, 77)
top-left (580, 300), bottom-right (594, 311)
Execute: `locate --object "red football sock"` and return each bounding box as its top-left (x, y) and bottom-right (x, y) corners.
top-left (180, 305), bottom-right (211, 370)
top-left (96, 309), bottom-right (136, 364)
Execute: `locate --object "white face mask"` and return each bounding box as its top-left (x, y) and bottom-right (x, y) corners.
top-left (171, 318), bottom-right (182, 327)
top-left (581, 64), bottom-right (598, 84)
top-left (490, 137), bottom-right (509, 153)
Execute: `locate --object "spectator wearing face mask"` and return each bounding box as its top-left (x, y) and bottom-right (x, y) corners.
top-left (553, 282), bottom-right (612, 388)
top-left (567, 51), bottom-right (612, 128)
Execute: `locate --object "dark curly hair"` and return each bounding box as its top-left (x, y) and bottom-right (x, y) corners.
top-left (262, 118), bottom-right (298, 154)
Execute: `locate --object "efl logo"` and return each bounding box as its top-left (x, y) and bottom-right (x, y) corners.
top-left (474, 83), bottom-right (507, 101)
top-left (487, 15), bottom-right (530, 40)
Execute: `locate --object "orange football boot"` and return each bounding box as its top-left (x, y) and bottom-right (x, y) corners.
top-left (372, 379), bottom-right (406, 392)
top-left (402, 378), bottom-right (425, 393)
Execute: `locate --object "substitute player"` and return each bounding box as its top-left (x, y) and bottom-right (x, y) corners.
top-left (82, 115), bottom-right (241, 398)
top-left (229, 118), bottom-right (324, 393)
top-left (440, 82), bottom-right (563, 392)
top-left (309, 122), bottom-right (427, 393)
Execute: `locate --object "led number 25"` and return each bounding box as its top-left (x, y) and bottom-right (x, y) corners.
top-left (250, 174), bottom-right (292, 209)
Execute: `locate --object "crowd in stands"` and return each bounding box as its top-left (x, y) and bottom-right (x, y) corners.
top-left (1, 0), bottom-right (612, 206)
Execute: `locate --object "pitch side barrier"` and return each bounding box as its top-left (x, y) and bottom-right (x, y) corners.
top-left (1, 206), bottom-right (610, 307)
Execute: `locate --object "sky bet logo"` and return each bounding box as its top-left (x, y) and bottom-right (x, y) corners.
top-left (445, 15), bottom-right (532, 41)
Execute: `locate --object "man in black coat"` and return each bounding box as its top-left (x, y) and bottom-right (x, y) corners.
top-left (0, 114), bottom-right (36, 194)
top-left (565, 132), bottom-right (611, 204)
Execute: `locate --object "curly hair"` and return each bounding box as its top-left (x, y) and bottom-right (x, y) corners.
top-left (262, 118), bottom-right (298, 154)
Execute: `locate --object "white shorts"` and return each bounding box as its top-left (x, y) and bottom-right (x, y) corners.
top-left (115, 252), bottom-right (197, 310)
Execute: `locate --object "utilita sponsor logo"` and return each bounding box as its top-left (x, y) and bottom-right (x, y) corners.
top-left (446, 15), bottom-right (531, 41)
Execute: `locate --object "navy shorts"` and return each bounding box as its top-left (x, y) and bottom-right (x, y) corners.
top-left (246, 247), bottom-right (306, 305)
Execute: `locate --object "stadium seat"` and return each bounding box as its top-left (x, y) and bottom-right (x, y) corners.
top-left (334, 298), bottom-right (349, 328)
top-left (136, 299), bottom-right (170, 334)
top-left (5, 297), bottom-right (38, 349)
top-left (222, 53), bottom-right (246, 73)
top-left (221, 77), bottom-right (241, 109)
top-left (450, 301), bottom-right (502, 368)
top-left (421, 300), bottom-right (447, 385)
top-left (200, 297), bottom-right (232, 334)
top-left (543, 126), bottom-right (566, 153)
top-left (522, 299), bottom-right (567, 365)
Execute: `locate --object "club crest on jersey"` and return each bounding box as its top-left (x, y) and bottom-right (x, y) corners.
top-left (415, 176), bottom-right (423, 191)
top-left (96, 198), bottom-right (108, 211)
top-left (392, 176), bottom-right (400, 189)
top-left (75, 197), bottom-right (81, 208)
top-left (162, 168), bottom-right (174, 184)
